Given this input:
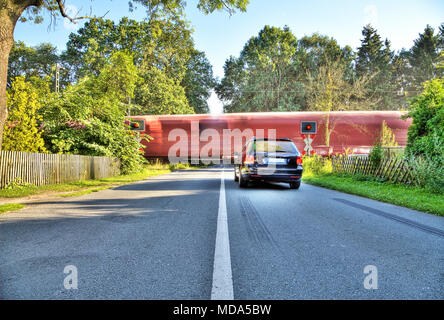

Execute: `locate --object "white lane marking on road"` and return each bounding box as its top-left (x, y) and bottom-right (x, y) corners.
top-left (211, 167), bottom-right (234, 300)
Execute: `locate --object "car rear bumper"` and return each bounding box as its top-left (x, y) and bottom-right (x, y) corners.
top-left (241, 166), bottom-right (303, 183)
top-left (247, 174), bottom-right (302, 183)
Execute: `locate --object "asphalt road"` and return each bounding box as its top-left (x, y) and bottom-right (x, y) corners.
top-left (0, 166), bottom-right (443, 299)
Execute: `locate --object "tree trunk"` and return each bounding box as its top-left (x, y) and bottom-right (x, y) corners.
top-left (325, 113), bottom-right (330, 147)
top-left (0, 1), bottom-right (40, 149)
top-left (0, 15), bottom-right (14, 150)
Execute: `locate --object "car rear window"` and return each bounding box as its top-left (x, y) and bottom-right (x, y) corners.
top-left (254, 140), bottom-right (298, 153)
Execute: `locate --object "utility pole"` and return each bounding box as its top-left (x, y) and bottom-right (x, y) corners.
top-left (55, 63), bottom-right (61, 93)
top-left (55, 63), bottom-right (67, 93)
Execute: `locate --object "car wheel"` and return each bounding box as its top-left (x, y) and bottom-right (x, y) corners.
top-left (239, 172), bottom-right (248, 188)
top-left (289, 181), bottom-right (301, 189)
top-left (234, 167), bottom-right (239, 182)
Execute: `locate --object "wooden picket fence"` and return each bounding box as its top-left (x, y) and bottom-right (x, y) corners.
top-left (0, 150), bottom-right (120, 189)
top-left (332, 155), bottom-right (417, 185)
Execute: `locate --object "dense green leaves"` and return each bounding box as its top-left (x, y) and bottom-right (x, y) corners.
top-left (2, 77), bottom-right (47, 153)
top-left (0, 0), bottom-right (248, 152)
top-left (405, 78), bottom-right (444, 166)
top-left (405, 25), bottom-right (444, 95)
top-left (181, 50), bottom-right (216, 114)
top-left (217, 26), bottom-right (304, 112)
top-left (197, 0), bottom-right (249, 14)
top-left (96, 51), bottom-right (141, 103)
top-left (41, 53), bottom-right (148, 174)
top-left (7, 41), bottom-right (59, 89)
top-left (299, 33), bottom-right (354, 72)
top-left (20, 0), bottom-right (249, 24)
top-left (136, 66), bottom-right (194, 114)
top-left (217, 23), bottom-right (444, 113)
top-left (60, 16), bottom-right (213, 114)
top-left (217, 26), bottom-right (362, 113)
top-left (355, 24), bottom-right (396, 109)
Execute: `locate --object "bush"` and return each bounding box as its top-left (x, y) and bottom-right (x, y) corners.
top-left (405, 78), bottom-right (444, 167)
top-left (2, 76), bottom-right (47, 153)
top-left (303, 155), bottom-right (332, 176)
top-left (40, 60), bottom-right (148, 174)
top-left (369, 142), bottom-right (383, 168)
top-left (403, 78), bottom-right (444, 194)
top-left (408, 156), bottom-right (444, 194)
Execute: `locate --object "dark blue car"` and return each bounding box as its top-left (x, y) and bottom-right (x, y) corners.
top-left (234, 138), bottom-right (303, 189)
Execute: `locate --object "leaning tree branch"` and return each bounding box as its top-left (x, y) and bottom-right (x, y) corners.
top-left (55, 0), bottom-right (108, 23)
top-left (220, 0), bottom-right (235, 14)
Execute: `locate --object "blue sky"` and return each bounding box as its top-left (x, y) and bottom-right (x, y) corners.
top-left (13, 0), bottom-right (444, 113)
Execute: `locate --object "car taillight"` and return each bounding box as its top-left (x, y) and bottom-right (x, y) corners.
top-left (296, 156), bottom-right (303, 165)
top-left (244, 154), bottom-right (255, 164)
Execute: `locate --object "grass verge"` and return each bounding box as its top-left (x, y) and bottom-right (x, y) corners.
top-left (303, 173), bottom-right (444, 216)
top-left (0, 162), bottom-right (201, 200)
top-left (0, 203), bottom-right (25, 215)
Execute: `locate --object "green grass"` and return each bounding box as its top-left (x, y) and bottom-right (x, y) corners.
top-left (0, 203), bottom-right (25, 215)
top-left (0, 161), bottom-right (203, 199)
top-left (303, 172), bottom-right (444, 216)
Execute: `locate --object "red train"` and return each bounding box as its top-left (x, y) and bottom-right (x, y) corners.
top-left (126, 111), bottom-right (412, 161)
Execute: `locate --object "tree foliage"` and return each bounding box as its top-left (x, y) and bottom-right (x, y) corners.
top-left (217, 23), bottom-right (444, 113)
top-left (217, 26), bottom-right (366, 113)
top-left (355, 24), bottom-right (396, 109)
top-left (96, 51), bottom-right (141, 103)
top-left (405, 78), bottom-right (444, 166)
top-left (181, 50), bottom-right (216, 114)
top-left (0, 0), bottom-right (249, 150)
top-left (7, 41), bottom-right (59, 89)
top-left (60, 16), bottom-right (213, 114)
top-left (136, 66), bottom-right (194, 114)
top-left (217, 26), bottom-right (304, 112)
top-left (2, 76), bottom-right (47, 153)
top-left (41, 52), bottom-right (147, 173)
top-left (304, 59), bottom-right (375, 112)
top-left (405, 25), bottom-right (444, 94)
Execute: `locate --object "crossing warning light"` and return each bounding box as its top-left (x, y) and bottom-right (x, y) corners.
top-left (129, 119), bottom-right (145, 131)
top-left (301, 121), bottom-right (317, 134)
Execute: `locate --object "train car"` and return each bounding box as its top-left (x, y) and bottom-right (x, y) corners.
top-left (126, 111), bottom-right (412, 161)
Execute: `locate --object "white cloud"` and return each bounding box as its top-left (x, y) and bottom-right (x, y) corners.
top-left (63, 5), bottom-right (81, 31)
top-left (363, 4), bottom-right (379, 27)
top-left (208, 90), bottom-right (224, 115)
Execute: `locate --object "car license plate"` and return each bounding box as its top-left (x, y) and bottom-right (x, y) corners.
top-left (267, 158), bottom-right (286, 164)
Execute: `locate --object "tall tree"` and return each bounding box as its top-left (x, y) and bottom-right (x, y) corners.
top-left (0, 0), bottom-right (250, 149)
top-left (406, 24), bottom-right (444, 95)
top-left (298, 33), bottom-right (354, 75)
top-left (62, 19), bottom-right (118, 80)
top-left (7, 41), bottom-right (59, 88)
top-left (217, 25), bottom-right (303, 112)
top-left (181, 50), bottom-right (215, 114)
top-left (62, 15), bottom-right (194, 81)
top-left (62, 15), bottom-right (215, 115)
top-left (389, 49), bottom-right (412, 109)
top-left (135, 66), bottom-right (193, 114)
top-left (215, 55), bottom-right (247, 111)
top-left (217, 29), bottom-right (358, 113)
top-left (355, 24), bottom-right (396, 110)
top-left (304, 59), bottom-right (377, 146)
